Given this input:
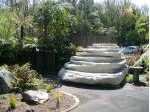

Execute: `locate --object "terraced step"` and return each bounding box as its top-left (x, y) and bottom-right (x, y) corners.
top-left (64, 60), bottom-right (126, 73)
top-left (76, 52), bottom-right (121, 58)
top-left (58, 67), bottom-right (128, 85)
top-left (70, 56), bottom-right (122, 63)
top-left (87, 46), bottom-right (119, 48)
top-left (93, 43), bottom-right (117, 46)
top-left (78, 48), bottom-right (120, 52)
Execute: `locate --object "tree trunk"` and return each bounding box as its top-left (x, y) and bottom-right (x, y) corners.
top-left (19, 25), bottom-right (24, 49)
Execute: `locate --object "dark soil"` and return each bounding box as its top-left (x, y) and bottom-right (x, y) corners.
top-left (0, 89), bottom-right (75, 112)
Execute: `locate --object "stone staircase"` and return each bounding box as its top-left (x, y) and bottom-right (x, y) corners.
top-left (58, 43), bottom-right (128, 85)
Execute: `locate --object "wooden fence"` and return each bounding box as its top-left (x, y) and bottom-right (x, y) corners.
top-left (71, 36), bottom-right (116, 47)
top-left (30, 49), bottom-right (55, 74)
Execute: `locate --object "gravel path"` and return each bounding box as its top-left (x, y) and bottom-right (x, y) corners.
top-left (59, 83), bottom-right (149, 112)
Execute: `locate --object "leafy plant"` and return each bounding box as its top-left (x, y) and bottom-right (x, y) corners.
top-left (126, 74), bottom-right (133, 83)
top-left (8, 63), bottom-right (42, 92)
top-left (0, 95), bottom-right (7, 102)
top-left (76, 45), bottom-right (83, 52)
top-left (55, 90), bottom-right (61, 108)
top-left (134, 51), bottom-right (149, 67)
top-left (9, 96), bottom-right (16, 109)
top-left (46, 82), bottom-right (55, 93)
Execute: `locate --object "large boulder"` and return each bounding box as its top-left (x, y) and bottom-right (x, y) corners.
top-left (0, 69), bottom-right (12, 93)
top-left (64, 60), bottom-right (126, 73)
top-left (22, 90), bottom-right (49, 104)
top-left (58, 43), bottom-right (129, 85)
top-left (59, 68), bottom-right (128, 85)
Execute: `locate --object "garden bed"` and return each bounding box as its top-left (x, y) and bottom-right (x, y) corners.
top-left (0, 89), bottom-right (75, 112)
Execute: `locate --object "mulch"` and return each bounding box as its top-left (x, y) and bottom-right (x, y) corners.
top-left (0, 89), bottom-right (75, 112)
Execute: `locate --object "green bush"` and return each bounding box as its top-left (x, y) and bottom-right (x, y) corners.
top-left (7, 63), bottom-right (44, 92)
top-left (76, 46), bottom-right (83, 52)
top-left (9, 96), bottom-right (16, 109)
top-left (126, 74), bottom-right (133, 83)
top-left (46, 82), bottom-right (55, 93)
top-left (134, 51), bottom-right (149, 74)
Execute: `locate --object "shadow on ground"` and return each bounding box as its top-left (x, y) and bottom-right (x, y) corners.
top-left (44, 75), bottom-right (126, 90)
top-left (44, 75), bottom-right (148, 91)
top-left (60, 81), bottom-right (126, 90)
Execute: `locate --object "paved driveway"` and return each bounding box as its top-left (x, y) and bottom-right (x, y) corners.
top-left (60, 83), bottom-right (149, 112)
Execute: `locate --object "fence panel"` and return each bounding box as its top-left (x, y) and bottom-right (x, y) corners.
top-left (31, 49), bottom-right (55, 74)
top-left (71, 36), bottom-right (116, 47)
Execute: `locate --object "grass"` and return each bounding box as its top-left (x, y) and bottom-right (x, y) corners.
top-left (126, 74), bottom-right (133, 83)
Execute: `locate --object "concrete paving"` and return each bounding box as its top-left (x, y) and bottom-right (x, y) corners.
top-left (59, 83), bottom-right (149, 112)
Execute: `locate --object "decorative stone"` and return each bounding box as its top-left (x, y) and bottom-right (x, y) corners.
top-left (79, 48), bottom-right (120, 52)
top-left (76, 52), bottom-right (121, 58)
top-left (59, 68), bottom-right (128, 85)
top-left (70, 56), bottom-right (123, 63)
top-left (22, 90), bottom-right (49, 104)
top-left (0, 69), bottom-right (12, 93)
top-left (92, 43), bottom-right (117, 46)
top-left (87, 46), bottom-right (119, 48)
top-left (64, 60), bottom-right (126, 73)
top-left (58, 43), bottom-right (129, 85)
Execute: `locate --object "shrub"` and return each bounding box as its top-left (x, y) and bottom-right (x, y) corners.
top-left (126, 74), bottom-right (133, 83)
top-left (46, 83), bottom-right (55, 93)
top-left (134, 50), bottom-right (149, 67)
top-left (9, 96), bottom-right (16, 109)
top-left (146, 71), bottom-right (149, 81)
top-left (134, 51), bottom-right (149, 76)
top-left (76, 46), bottom-right (83, 52)
top-left (55, 90), bottom-right (61, 108)
top-left (0, 95), bottom-right (7, 102)
top-left (8, 63), bottom-right (43, 92)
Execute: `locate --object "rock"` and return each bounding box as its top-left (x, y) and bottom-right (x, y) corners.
top-left (76, 52), bottom-right (122, 58)
top-left (22, 90), bottom-right (49, 104)
top-left (70, 56), bottom-right (122, 63)
top-left (64, 60), bottom-right (126, 73)
top-left (0, 69), bottom-right (12, 93)
top-left (79, 48), bottom-right (120, 52)
top-left (58, 43), bottom-right (129, 85)
top-left (87, 46), bottom-right (119, 48)
top-left (59, 68), bottom-right (128, 85)
top-left (92, 43), bottom-right (117, 46)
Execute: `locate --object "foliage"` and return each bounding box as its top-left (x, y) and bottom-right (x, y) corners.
top-left (0, 11), bottom-right (17, 45)
top-left (9, 96), bottom-right (16, 109)
top-left (134, 51), bottom-right (149, 68)
top-left (55, 90), bottom-right (61, 108)
top-left (135, 16), bottom-right (149, 42)
top-left (7, 63), bottom-right (43, 92)
top-left (34, 1), bottom-right (77, 49)
top-left (125, 54), bottom-right (140, 66)
top-left (146, 72), bottom-right (149, 81)
top-left (126, 74), bottom-right (133, 83)
top-left (0, 95), bottom-right (7, 102)
top-left (46, 83), bottom-right (55, 93)
top-left (76, 46), bottom-right (84, 52)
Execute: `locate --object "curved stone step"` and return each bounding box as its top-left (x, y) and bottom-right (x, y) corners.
top-left (58, 67), bottom-right (128, 85)
top-left (64, 60), bottom-right (126, 73)
top-left (76, 52), bottom-right (121, 58)
top-left (88, 46), bottom-right (119, 48)
top-left (79, 48), bottom-right (120, 52)
top-left (93, 43), bottom-right (117, 46)
top-left (70, 56), bottom-right (122, 63)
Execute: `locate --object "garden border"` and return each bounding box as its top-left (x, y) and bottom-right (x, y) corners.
top-left (61, 91), bottom-right (79, 112)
